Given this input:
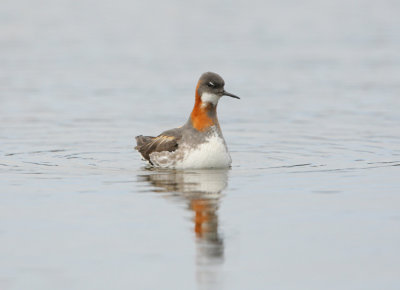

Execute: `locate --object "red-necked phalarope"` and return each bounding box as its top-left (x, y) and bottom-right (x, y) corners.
top-left (135, 72), bottom-right (240, 169)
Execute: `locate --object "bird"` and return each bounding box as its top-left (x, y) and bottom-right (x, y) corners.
top-left (135, 72), bottom-right (239, 169)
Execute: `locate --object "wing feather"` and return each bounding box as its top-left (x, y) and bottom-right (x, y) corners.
top-left (135, 128), bottom-right (182, 163)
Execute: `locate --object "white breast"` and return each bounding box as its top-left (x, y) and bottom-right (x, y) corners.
top-left (175, 133), bottom-right (232, 169)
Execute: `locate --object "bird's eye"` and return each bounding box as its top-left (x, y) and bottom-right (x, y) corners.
top-left (207, 82), bottom-right (216, 88)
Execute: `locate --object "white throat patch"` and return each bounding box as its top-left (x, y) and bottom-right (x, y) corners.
top-left (201, 92), bottom-right (220, 106)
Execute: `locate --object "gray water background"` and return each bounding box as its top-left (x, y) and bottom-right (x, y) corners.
top-left (1, 0), bottom-right (400, 289)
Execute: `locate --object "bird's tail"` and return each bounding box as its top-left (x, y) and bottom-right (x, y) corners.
top-left (135, 135), bottom-right (154, 150)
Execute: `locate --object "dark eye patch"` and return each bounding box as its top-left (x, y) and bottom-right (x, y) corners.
top-left (207, 81), bottom-right (216, 88)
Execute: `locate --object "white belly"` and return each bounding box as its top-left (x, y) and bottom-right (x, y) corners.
top-left (176, 134), bottom-right (232, 169)
top-left (149, 133), bottom-right (232, 169)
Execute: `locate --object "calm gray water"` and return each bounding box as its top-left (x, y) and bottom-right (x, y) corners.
top-left (1, 0), bottom-right (400, 289)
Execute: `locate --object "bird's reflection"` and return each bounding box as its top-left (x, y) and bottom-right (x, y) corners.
top-left (138, 168), bottom-right (229, 265)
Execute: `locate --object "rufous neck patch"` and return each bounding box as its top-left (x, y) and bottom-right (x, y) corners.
top-left (191, 105), bottom-right (214, 131)
top-left (190, 82), bottom-right (215, 131)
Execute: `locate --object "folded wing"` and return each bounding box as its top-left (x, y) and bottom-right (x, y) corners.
top-left (135, 128), bottom-right (182, 163)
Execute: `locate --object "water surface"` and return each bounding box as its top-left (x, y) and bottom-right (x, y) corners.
top-left (1, 0), bottom-right (400, 289)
